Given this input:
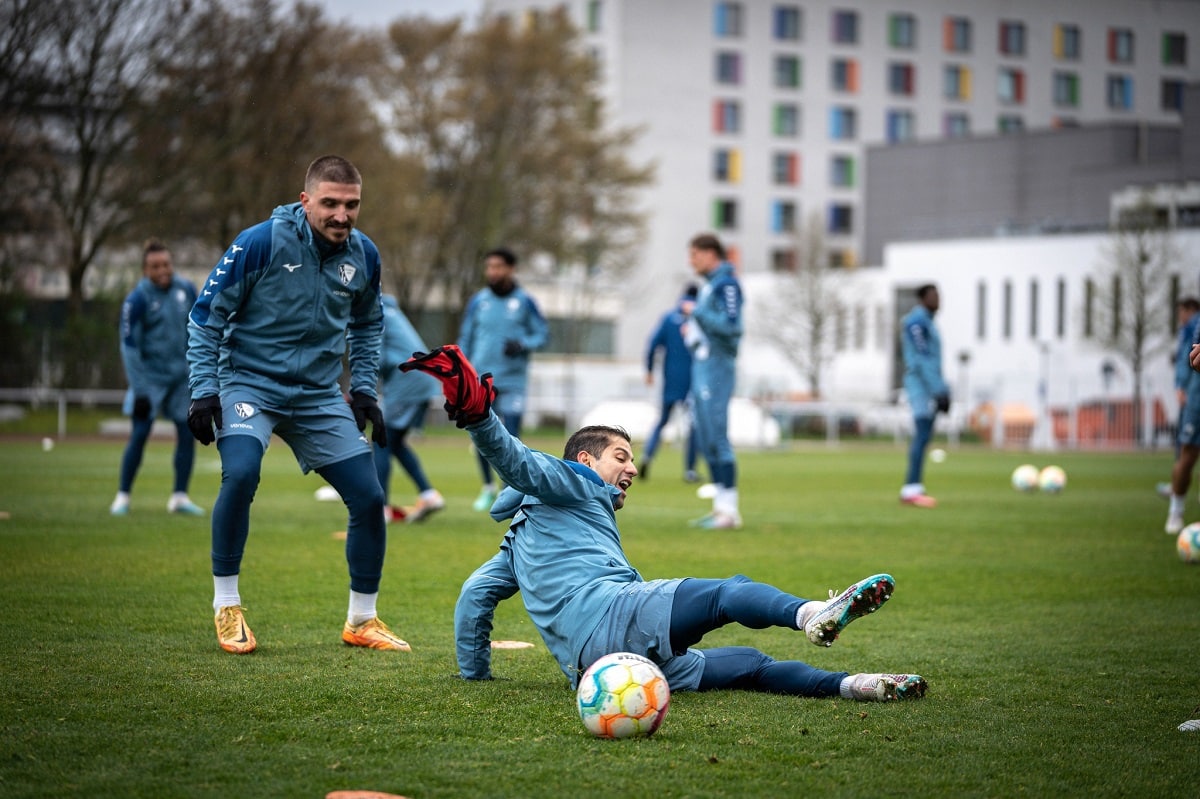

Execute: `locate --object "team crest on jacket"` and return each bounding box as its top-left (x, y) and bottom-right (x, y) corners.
top-left (234, 402), bottom-right (256, 419)
top-left (338, 264), bottom-right (356, 286)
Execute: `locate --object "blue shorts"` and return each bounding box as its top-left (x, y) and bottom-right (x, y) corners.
top-left (216, 389), bottom-right (370, 473)
top-left (124, 379), bottom-right (190, 424)
top-left (1180, 388), bottom-right (1200, 447)
top-left (578, 578), bottom-right (706, 692)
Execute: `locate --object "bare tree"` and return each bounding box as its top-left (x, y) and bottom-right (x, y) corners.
top-left (753, 213), bottom-right (847, 398)
top-left (1089, 198), bottom-right (1180, 442)
top-left (365, 8), bottom-right (653, 342)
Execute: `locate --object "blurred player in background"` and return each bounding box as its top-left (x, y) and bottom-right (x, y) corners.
top-left (640, 284), bottom-right (701, 483)
top-left (898, 284), bottom-right (949, 509)
top-left (110, 238), bottom-right (204, 517)
top-left (683, 233), bottom-right (743, 529)
top-left (1166, 308), bottom-right (1200, 534)
top-left (1158, 297), bottom-right (1200, 498)
top-left (375, 293), bottom-right (444, 523)
top-left (457, 247), bottom-right (548, 512)
top-left (187, 155), bottom-right (407, 655)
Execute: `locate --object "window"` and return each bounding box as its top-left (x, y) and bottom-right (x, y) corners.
top-left (1107, 75), bottom-right (1133, 110)
top-left (1055, 23), bottom-right (1081, 60)
top-left (771, 200), bottom-right (797, 233)
top-left (1055, 278), bottom-right (1066, 339)
top-left (998, 68), bottom-right (1025, 104)
top-left (1053, 72), bottom-right (1079, 107)
top-left (712, 198), bottom-right (738, 230)
top-left (828, 203), bottom-right (853, 234)
top-left (774, 5), bottom-right (801, 41)
top-left (889, 13), bottom-right (916, 49)
top-left (830, 155), bottom-right (855, 187)
top-left (1083, 278), bottom-right (1095, 338)
top-left (944, 16), bottom-right (971, 53)
top-left (1163, 79), bottom-right (1185, 111)
top-left (714, 2), bottom-right (742, 37)
top-left (875, 305), bottom-right (887, 350)
top-left (714, 100), bottom-right (741, 133)
top-left (1108, 28), bottom-right (1134, 63)
top-left (771, 249), bottom-right (797, 272)
top-left (1029, 279), bottom-right (1040, 339)
top-left (998, 115), bottom-right (1024, 133)
top-left (713, 148), bottom-right (741, 182)
top-left (832, 10), bottom-right (858, 44)
top-left (999, 21), bottom-right (1025, 56)
top-left (829, 106), bottom-right (857, 140)
top-left (774, 55), bottom-right (801, 88)
top-left (716, 51), bottom-right (741, 84)
top-left (772, 152), bottom-right (799, 185)
top-left (586, 0), bottom-right (602, 32)
top-left (834, 307), bottom-right (847, 350)
top-left (944, 65), bottom-right (972, 100)
top-left (976, 281), bottom-right (987, 340)
top-left (773, 103), bottom-right (800, 136)
top-left (888, 62), bottom-right (915, 95)
top-left (1163, 32), bottom-right (1187, 66)
top-left (1002, 280), bottom-right (1013, 340)
top-left (831, 58), bottom-right (859, 92)
top-left (887, 109), bottom-right (915, 143)
top-left (853, 305), bottom-right (867, 350)
top-left (829, 249), bottom-right (856, 269)
top-left (944, 112), bottom-right (970, 138)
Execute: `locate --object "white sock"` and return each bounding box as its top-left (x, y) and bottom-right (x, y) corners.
top-left (796, 600), bottom-right (824, 630)
top-left (839, 675), bottom-right (857, 699)
top-left (113, 491), bottom-right (131, 503)
top-left (420, 488), bottom-right (440, 502)
top-left (715, 487), bottom-right (740, 517)
top-left (1170, 495), bottom-right (1186, 515)
top-left (213, 574), bottom-right (240, 613)
top-left (900, 483), bottom-right (925, 499)
top-left (348, 590), bottom-right (378, 626)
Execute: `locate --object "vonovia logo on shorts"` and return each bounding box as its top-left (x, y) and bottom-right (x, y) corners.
top-left (338, 264), bottom-right (356, 286)
top-left (234, 402), bottom-right (257, 419)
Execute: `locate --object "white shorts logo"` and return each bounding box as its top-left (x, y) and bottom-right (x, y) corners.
top-left (338, 264), bottom-right (356, 286)
top-left (234, 402), bottom-right (257, 419)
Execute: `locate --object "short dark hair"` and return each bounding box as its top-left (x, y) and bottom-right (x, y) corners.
top-left (564, 425), bottom-right (630, 461)
top-left (916, 284), bottom-right (938, 300)
top-left (485, 247), bottom-right (518, 267)
top-left (142, 237), bottom-right (169, 265)
top-left (1179, 297), bottom-right (1200, 312)
top-left (689, 233), bottom-right (726, 260)
top-left (305, 155), bottom-right (361, 192)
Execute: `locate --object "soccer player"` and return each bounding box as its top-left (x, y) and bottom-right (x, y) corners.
top-left (898, 284), bottom-right (950, 508)
top-left (403, 345), bottom-right (927, 703)
top-left (640, 284), bottom-right (701, 483)
top-left (374, 293), bottom-right (444, 523)
top-left (1158, 297), bottom-right (1200, 498)
top-left (186, 155), bottom-right (408, 655)
top-left (1166, 315), bottom-right (1200, 534)
top-left (457, 247), bottom-right (548, 512)
top-left (110, 238), bottom-right (204, 517)
top-left (683, 233), bottom-right (744, 529)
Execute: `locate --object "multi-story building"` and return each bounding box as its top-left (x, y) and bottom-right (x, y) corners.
top-left (487, 0), bottom-right (1200, 369)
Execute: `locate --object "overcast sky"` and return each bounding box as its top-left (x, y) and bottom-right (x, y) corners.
top-left (313, 0), bottom-right (485, 28)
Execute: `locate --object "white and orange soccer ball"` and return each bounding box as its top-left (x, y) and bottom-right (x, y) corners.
top-left (1177, 523), bottom-right (1200, 564)
top-left (1011, 464), bottom-right (1039, 492)
top-left (576, 652), bottom-right (671, 739)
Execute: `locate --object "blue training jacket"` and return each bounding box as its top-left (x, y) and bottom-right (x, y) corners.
top-left (900, 303), bottom-right (948, 418)
top-left (645, 301), bottom-right (693, 405)
top-left (457, 284), bottom-right (548, 396)
top-left (1176, 314), bottom-right (1200, 392)
top-left (454, 413), bottom-right (638, 686)
top-left (120, 275), bottom-right (197, 396)
top-left (187, 202), bottom-right (384, 406)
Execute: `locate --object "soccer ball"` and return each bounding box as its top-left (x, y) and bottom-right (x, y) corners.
top-left (576, 652), bottom-right (670, 739)
top-left (1038, 465), bottom-right (1066, 493)
top-left (1011, 464), bottom-right (1039, 492)
top-left (1177, 523), bottom-right (1200, 564)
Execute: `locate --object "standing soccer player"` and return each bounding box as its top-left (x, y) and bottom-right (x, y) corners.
top-left (187, 155), bottom-right (408, 655)
top-left (110, 238), bottom-right (203, 517)
top-left (898, 284), bottom-right (950, 508)
top-left (457, 247), bottom-right (548, 512)
top-left (641, 284), bottom-right (701, 483)
top-left (683, 233), bottom-right (743, 529)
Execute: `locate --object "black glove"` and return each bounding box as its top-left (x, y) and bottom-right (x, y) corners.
top-left (350, 391), bottom-right (388, 447)
top-left (934, 393), bottom-right (951, 414)
top-left (187, 396), bottom-right (222, 445)
top-left (132, 395), bottom-right (152, 421)
top-left (503, 339), bottom-right (525, 357)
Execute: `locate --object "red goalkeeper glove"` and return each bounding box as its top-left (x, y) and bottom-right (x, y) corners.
top-left (400, 344), bottom-right (496, 428)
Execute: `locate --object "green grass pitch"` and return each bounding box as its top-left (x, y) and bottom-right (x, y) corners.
top-left (1, 430), bottom-right (1197, 798)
